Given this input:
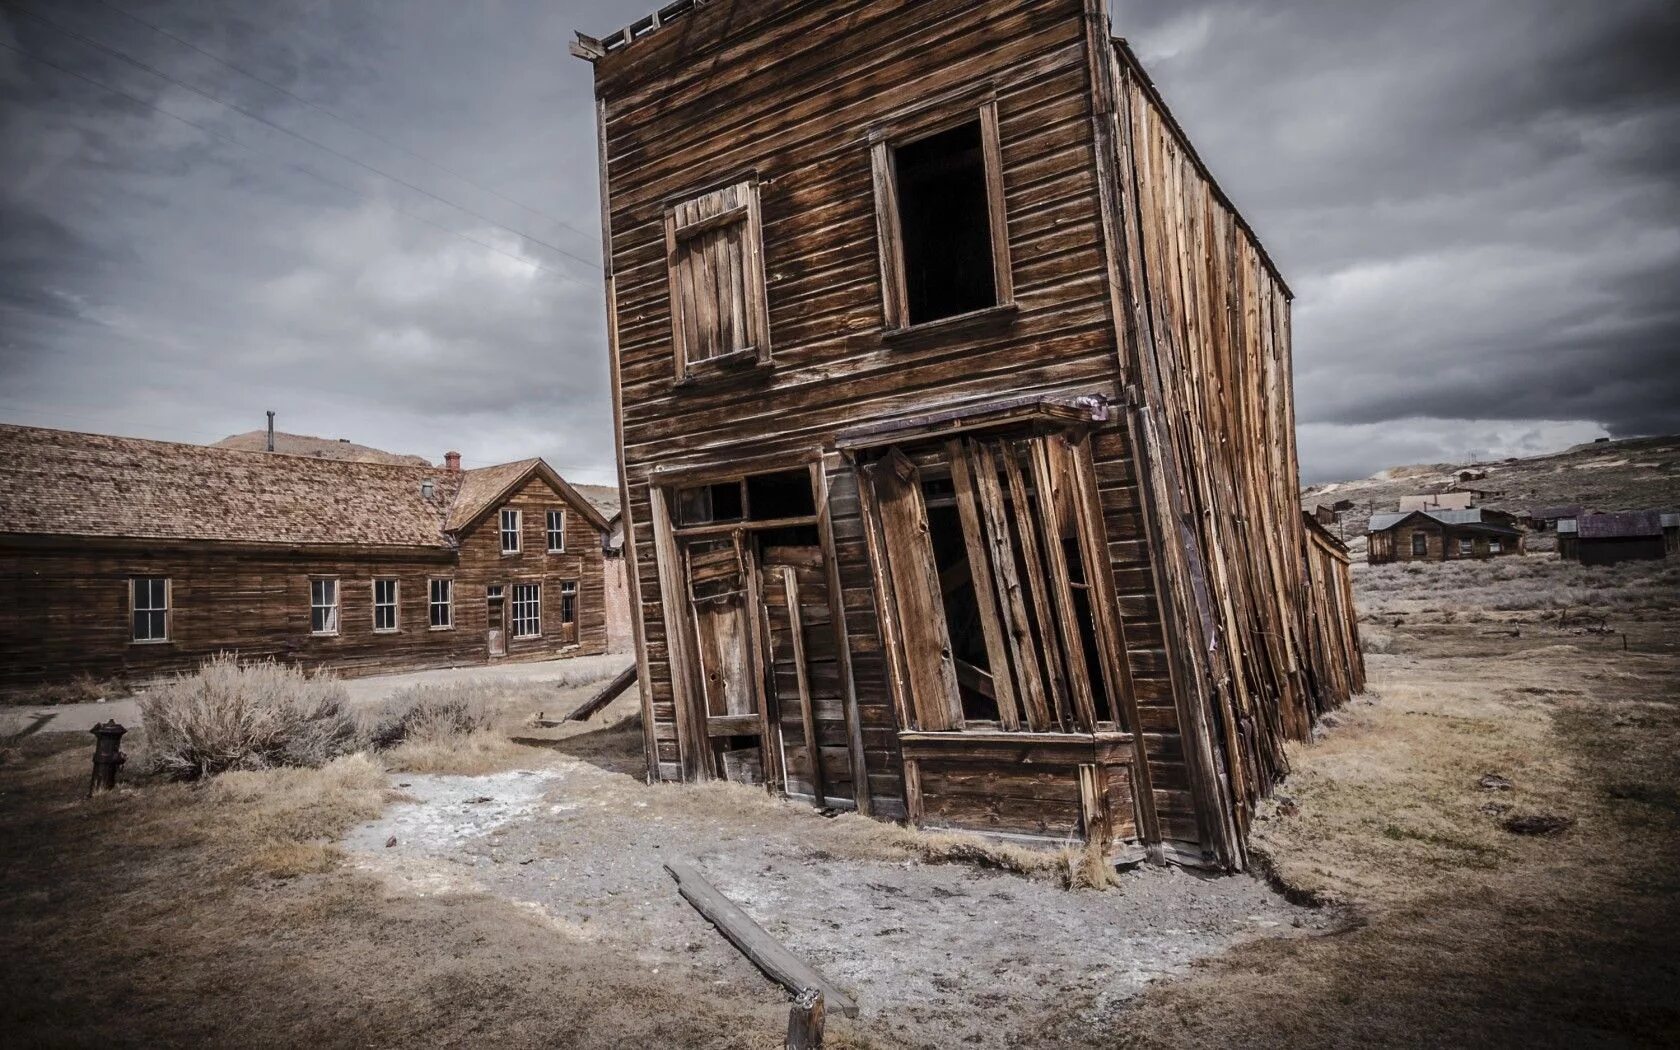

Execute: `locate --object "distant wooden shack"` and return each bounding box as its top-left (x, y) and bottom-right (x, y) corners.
top-left (575, 0), bottom-right (1363, 871)
top-left (1367, 508), bottom-right (1523, 564)
top-left (1559, 511), bottom-right (1671, 566)
top-left (0, 425), bottom-right (611, 688)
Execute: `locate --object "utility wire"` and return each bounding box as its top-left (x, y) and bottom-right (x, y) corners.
top-left (90, 0), bottom-right (598, 248)
top-left (0, 38), bottom-right (582, 283)
top-left (5, 2), bottom-right (602, 273)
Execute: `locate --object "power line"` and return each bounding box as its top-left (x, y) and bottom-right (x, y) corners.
top-left (90, 0), bottom-right (599, 248)
top-left (5, 2), bottom-right (602, 274)
top-left (0, 38), bottom-right (581, 283)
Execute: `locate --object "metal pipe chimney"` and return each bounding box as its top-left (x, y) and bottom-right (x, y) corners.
top-left (265, 410), bottom-right (276, 452)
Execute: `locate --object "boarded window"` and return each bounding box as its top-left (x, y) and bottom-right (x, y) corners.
top-left (131, 577), bottom-right (169, 642)
top-left (665, 180), bottom-right (770, 380)
top-left (547, 509), bottom-right (567, 552)
top-left (871, 100), bottom-right (1011, 330)
top-left (862, 434), bottom-right (1128, 736)
top-left (373, 578), bottom-right (399, 632)
top-left (429, 578), bottom-right (453, 628)
top-left (512, 583), bottom-right (541, 638)
top-left (310, 578), bottom-right (339, 636)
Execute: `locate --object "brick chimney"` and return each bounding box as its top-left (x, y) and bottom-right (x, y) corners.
top-left (444, 450), bottom-right (462, 473)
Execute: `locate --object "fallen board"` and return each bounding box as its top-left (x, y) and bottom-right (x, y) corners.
top-left (663, 861), bottom-right (859, 1018)
top-left (564, 663), bottom-right (637, 721)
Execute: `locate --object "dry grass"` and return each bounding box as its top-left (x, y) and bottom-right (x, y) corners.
top-left (0, 672), bottom-right (131, 707)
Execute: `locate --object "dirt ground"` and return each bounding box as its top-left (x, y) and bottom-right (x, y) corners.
top-left (2, 556), bottom-right (1677, 1048)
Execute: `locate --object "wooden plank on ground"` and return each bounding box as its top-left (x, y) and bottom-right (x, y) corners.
top-left (664, 861), bottom-right (859, 1017)
top-left (564, 663), bottom-right (638, 721)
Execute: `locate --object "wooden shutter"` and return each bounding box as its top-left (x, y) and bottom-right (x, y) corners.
top-left (665, 180), bottom-right (770, 379)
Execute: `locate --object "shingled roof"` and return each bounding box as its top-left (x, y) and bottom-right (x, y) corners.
top-left (0, 425), bottom-right (601, 548)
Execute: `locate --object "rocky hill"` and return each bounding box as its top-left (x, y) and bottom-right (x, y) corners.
top-left (211, 431), bottom-right (432, 466)
top-left (1302, 434), bottom-right (1680, 553)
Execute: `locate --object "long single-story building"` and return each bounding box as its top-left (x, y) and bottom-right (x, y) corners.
top-left (0, 424), bottom-right (612, 689)
top-left (1558, 511), bottom-right (1672, 566)
top-left (1367, 508), bottom-right (1523, 564)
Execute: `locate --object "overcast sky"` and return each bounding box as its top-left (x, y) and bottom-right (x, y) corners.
top-left (2, 1), bottom-right (1676, 485)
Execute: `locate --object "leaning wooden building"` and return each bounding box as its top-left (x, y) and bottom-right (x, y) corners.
top-left (576, 0), bottom-right (1363, 870)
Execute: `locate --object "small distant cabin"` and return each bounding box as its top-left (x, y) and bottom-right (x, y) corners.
top-left (0, 425), bottom-right (612, 689)
top-left (1527, 505), bottom-right (1583, 532)
top-left (1367, 508), bottom-right (1523, 564)
top-left (1558, 511), bottom-right (1672, 566)
top-left (1398, 491), bottom-right (1473, 513)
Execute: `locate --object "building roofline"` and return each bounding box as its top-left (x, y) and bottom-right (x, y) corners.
top-left (1110, 36), bottom-right (1293, 301)
top-left (572, 0), bottom-right (703, 61)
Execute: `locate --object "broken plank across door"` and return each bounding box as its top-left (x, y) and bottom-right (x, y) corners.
top-left (760, 546), bottom-right (855, 806)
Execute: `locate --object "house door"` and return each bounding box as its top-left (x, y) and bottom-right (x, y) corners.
top-left (486, 585), bottom-right (506, 657)
top-left (685, 538), bottom-right (770, 785)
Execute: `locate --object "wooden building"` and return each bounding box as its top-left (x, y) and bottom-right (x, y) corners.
top-left (575, 0), bottom-right (1363, 870)
top-left (1558, 511), bottom-right (1671, 566)
top-left (0, 425), bottom-right (610, 688)
top-left (1366, 508), bottom-right (1523, 564)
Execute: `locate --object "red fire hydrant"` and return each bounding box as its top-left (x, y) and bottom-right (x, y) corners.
top-left (89, 720), bottom-right (127, 796)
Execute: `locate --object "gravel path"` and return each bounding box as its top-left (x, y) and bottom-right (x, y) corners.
top-left (345, 750), bottom-right (1330, 1048)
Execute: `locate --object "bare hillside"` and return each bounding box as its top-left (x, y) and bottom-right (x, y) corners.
top-left (212, 430), bottom-right (432, 466)
top-left (1303, 434), bottom-right (1680, 551)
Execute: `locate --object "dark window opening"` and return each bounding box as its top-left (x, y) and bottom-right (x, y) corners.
top-left (745, 470), bottom-right (815, 520)
top-left (1411, 532), bottom-right (1427, 556)
top-left (754, 523), bottom-right (821, 549)
top-left (894, 120), bottom-right (996, 326)
top-left (677, 481), bottom-right (744, 526)
top-left (923, 492), bottom-right (998, 722)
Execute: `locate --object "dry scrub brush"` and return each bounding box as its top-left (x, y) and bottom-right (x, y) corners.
top-left (140, 655), bottom-right (360, 779)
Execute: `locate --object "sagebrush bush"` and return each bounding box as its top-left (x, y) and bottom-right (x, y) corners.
top-left (140, 655), bottom-right (359, 779)
top-left (361, 683), bottom-right (495, 749)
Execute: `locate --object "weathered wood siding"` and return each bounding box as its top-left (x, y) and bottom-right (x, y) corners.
top-left (1367, 521), bottom-right (1524, 564)
top-left (594, 0), bottom-right (1185, 818)
top-left (0, 476), bottom-right (606, 689)
top-left (453, 474), bottom-right (609, 659)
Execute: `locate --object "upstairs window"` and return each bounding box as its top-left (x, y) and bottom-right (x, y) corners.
top-left (871, 97), bottom-right (1011, 330)
top-left (373, 578), bottom-right (399, 632)
top-left (665, 179), bottom-right (771, 380)
top-left (429, 578), bottom-right (453, 629)
top-left (547, 509), bottom-right (567, 552)
top-left (512, 583), bottom-right (541, 638)
top-left (500, 509), bottom-right (521, 554)
top-left (131, 577), bottom-right (170, 643)
top-left (310, 578), bottom-right (339, 636)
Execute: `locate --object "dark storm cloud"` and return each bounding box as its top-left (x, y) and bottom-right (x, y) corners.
top-left (1, 1), bottom-right (1676, 484)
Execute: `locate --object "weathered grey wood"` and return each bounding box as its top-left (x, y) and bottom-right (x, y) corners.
top-left (564, 663), bottom-right (638, 721)
top-left (664, 861), bottom-right (859, 1018)
top-left (786, 988), bottom-right (825, 1050)
top-left (945, 439), bottom-right (1020, 729)
top-left (779, 565), bottom-right (826, 805)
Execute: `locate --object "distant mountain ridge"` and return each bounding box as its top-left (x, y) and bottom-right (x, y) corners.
top-left (211, 430), bottom-right (432, 466)
top-left (1302, 434), bottom-right (1680, 551)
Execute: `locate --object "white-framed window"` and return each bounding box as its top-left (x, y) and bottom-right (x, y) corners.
top-left (1489, 540), bottom-right (1503, 554)
top-left (500, 508), bottom-right (521, 554)
top-left (428, 578), bottom-right (453, 629)
top-left (511, 582), bottom-right (541, 638)
top-left (310, 578), bottom-right (339, 635)
top-left (548, 509), bottom-right (568, 552)
top-left (560, 580), bottom-right (577, 624)
top-left (131, 576), bottom-right (170, 642)
top-left (1458, 537), bottom-right (1474, 556)
top-left (373, 578), bottom-right (399, 632)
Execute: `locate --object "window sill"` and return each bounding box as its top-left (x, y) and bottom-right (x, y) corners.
top-left (428, 625), bottom-right (455, 632)
top-left (881, 301), bottom-right (1017, 343)
top-left (547, 549), bottom-right (567, 555)
top-left (311, 632), bottom-right (339, 639)
top-left (674, 350), bottom-right (772, 390)
top-left (373, 628), bottom-right (400, 635)
top-left (129, 639), bottom-right (172, 647)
